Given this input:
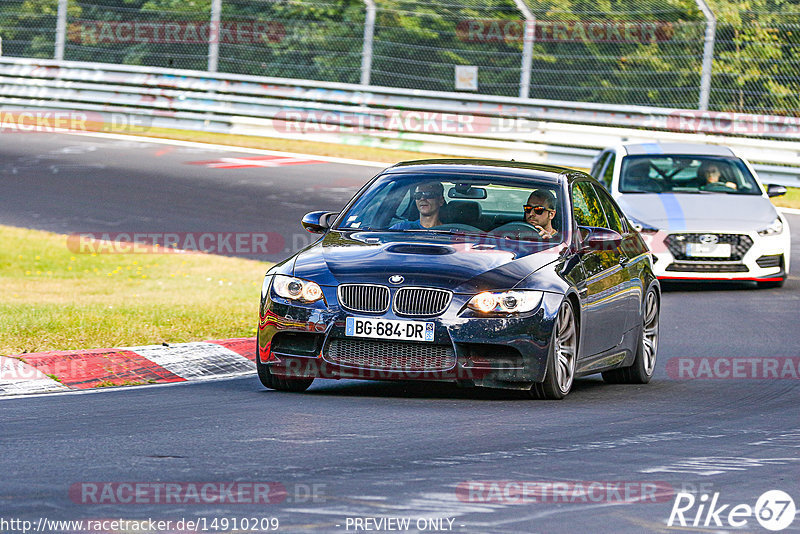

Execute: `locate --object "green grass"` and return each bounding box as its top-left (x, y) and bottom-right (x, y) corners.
top-left (94, 379), bottom-right (149, 388)
top-left (136, 126), bottom-right (456, 164)
top-left (0, 225), bottom-right (270, 356)
top-left (773, 186), bottom-right (800, 210)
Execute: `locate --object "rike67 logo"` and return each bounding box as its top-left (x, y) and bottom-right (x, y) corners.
top-left (669, 490), bottom-right (796, 531)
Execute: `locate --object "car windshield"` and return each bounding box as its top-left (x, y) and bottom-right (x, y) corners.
top-left (333, 173), bottom-right (567, 243)
top-left (619, 155), bottom-right (762, 195)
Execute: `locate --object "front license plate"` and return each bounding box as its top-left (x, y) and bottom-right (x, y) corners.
top-left (345, 317), bottom-right (435, 342)
top-left (686, 243), bottom-right (731, 258)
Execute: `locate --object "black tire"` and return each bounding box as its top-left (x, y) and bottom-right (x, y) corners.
top-left (757, 279), bottom-right (785, 289)
top-left (256, 351), bottom-right (314, 392)
top-left (531, 299), bottom-right (578, 400)
top-left (602, 288), bottom-right (659, 384)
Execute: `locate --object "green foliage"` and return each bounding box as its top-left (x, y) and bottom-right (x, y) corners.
top-left (1, 0), bottom-right (798, 113)
top-left (708, 0), bottom-right (800, 113)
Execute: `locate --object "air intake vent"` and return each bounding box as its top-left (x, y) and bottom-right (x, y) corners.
top-left (665, 262), bottom-right (749, 273)
top-left (756, 254), bottom-right (782, 269)
top-left (338, 284), bottom-right (390, 313)
top-left (325, 339), bottom-right (456, 371)
top-left (664, 233), bottom-right (753, 261)
top-left (386, 244), bottom-right (454, 255)
top-left (393, 287), bottom-right (452, 317)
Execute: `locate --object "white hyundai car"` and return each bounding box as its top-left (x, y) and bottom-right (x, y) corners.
top-left (590, 143), bottom-right (791, 288)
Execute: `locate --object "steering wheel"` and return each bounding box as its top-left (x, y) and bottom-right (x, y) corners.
top-left (430, 223), bottom-right (482, 232)
top-left (702, 182), bottom-right (736, 192)
top-left (490, 221), bottom-right (552, 240)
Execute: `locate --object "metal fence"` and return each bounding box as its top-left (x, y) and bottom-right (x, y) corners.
top-left (0, 0), bottom-right (798, 115)
top-left (1, 57), bottom-right (798, 186)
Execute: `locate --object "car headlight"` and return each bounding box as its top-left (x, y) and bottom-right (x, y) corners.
top-left (271, 274), bottom-right (324, 303)
top-left (758, 217), bottom-right (784, 236)
top-left (467, 290), bottom-right (543, 314)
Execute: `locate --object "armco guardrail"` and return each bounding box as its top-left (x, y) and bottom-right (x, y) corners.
top-left (1, 57), bottom-right (798, 186)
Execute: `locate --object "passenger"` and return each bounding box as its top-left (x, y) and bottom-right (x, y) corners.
top-left (524, 189), bottom-right (558, 240)
top-left (390, 182), bottom-right (445, 230)
top-left (697, 161), bottom-right (737, 190)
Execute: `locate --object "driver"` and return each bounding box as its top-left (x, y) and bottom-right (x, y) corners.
top-left (524, 189), bottom-right (558, 240)
top-left (697, 161), bottom-right (737, 190)
top-left (390, 181), bottom-right (445, 230)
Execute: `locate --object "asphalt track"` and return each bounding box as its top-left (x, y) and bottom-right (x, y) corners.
top-left (0, 132), bottom-right (380, 262)
top-left (1, 133), bottom-right (800, 533)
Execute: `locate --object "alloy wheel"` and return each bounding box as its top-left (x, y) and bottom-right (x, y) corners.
top-left (554, 300), bottom-right (578, 393)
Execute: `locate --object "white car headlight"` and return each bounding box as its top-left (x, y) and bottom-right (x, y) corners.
top-left (467, 290), bottom-right (543, 314)
top-left (758, 217), bottom-right (784, 236)
top-left (271, 274), bottom-right (324, 303)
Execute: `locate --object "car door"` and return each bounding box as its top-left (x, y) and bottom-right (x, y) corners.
top-left (571, 180), bottom-right (631, 358)
top-left (591, 183), bottom-right (642, 332)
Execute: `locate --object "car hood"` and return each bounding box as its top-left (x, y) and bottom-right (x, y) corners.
top-left (292, 231), bottom-right (563, 293)
top-left (617, 193), bottom-right (778, 233)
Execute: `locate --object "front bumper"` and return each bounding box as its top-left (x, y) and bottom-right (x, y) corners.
top-left (257, 286), bottom-right (563, 388)
top-left (646, 229), bottom-right (790, 282)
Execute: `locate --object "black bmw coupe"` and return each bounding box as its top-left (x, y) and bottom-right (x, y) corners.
top-left (257, 160), bottom-right (660, 399)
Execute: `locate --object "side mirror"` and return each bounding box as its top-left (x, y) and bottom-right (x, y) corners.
top-left (301, 211), bottom-right (337, 234)
top-left (766, 184), bottom-right (787, 198)
top-left (580, 227), bottom-right (622, 252)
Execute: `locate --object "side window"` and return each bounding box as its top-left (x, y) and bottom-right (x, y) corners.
top-left (592, 184), bottom-right (625, 234)
top-left (601, 154), bottom-right (616, 189)
top-left (572, 181), bottom-right (608, 228)
top-left (590, 152), bottom-right (610, 179)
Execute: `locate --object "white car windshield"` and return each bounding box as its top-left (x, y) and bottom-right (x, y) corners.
top-left (619, 156), bottom-right (762, 195)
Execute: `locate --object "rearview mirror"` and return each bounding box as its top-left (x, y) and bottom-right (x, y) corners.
top-left (301, 211), bottom-right (338, 234)
top-left (580, 227), bottom-right (623, 252)
top-left (766, 184), bottom-right (787, 198)
top-left (449, 184), bottom-right (487, 199)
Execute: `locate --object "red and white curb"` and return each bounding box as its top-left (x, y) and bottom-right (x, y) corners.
top-left (0, 337), bottom-right (256, 396)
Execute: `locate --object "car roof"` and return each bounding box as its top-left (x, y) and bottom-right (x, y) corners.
top-left (384, 159), bottom-right (572, 184)
top-left (623, 143), bottom-right (736, 157)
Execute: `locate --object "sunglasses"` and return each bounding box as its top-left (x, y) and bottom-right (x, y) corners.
top-left (412, 191), bottom-right (440, 200)
top-left (523, 204), bottom-right (553, 215)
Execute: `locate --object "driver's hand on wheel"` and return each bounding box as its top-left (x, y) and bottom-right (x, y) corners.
top-left (534, 225), bottom-right (557, 239)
